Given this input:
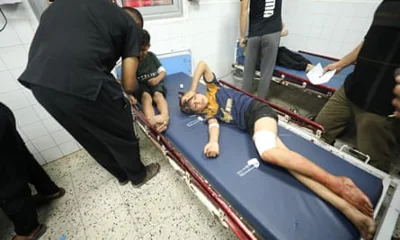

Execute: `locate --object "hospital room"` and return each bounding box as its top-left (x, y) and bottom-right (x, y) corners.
top-left (0, 0), bottom-right (400, 239)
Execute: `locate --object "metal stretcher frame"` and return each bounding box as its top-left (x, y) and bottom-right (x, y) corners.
top-left (231, 39), bottom-right (354, 98)
top-left (129, 77), bottom-right (400, 240)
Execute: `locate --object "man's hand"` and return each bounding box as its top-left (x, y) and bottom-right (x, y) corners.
top-left (147, 78), bottom-right (159, 86)
top-left (324, 61), bottom-right (344, 74)
top-left (239, 38), bottom-right (247, 48)
top-left (393, 73), bottom-right (400, 118)
top-left (204, 141), bottom-right (219, 158)
top-left (127, 95), bottom-right (137, 105)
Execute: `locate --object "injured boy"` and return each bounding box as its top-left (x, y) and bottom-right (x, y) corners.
top-left (134, 29), bottom-right (169, 132)
top-left (179, 61), bottom-right (376, 240)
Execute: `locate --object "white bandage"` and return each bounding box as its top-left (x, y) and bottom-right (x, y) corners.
top-left (253, 130), bottom-right (276, 156)
top-left (157, 66), bottom-right (166, 74)
top-left (208, 123), bottom-right (219, 129)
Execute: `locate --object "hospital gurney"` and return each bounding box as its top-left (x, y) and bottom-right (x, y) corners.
top-left (233, 40), bottom-right (355, 98)
top-left (114, 53), bottom-right (399, 240)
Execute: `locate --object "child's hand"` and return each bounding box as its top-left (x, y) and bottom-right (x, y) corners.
top-left (204, 141), bottom-right (219, 158)
top-left (148, 78), bottom-right (159, 86)
top-left (128, 95), bottom-right (137, 105)
top-left (181, 91), bottom-right (195, 104)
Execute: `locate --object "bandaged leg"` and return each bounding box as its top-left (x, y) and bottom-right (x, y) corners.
top-left (253, 130), bottom-right (277, 156)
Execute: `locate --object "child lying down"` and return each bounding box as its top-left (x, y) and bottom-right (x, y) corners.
top-left (179, 61), bottom-right (376, 240)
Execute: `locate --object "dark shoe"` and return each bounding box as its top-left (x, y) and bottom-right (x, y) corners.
top-left (12, 224), bottom-right (47, 240)
top-left (132, 163), bottom-right (160, 188)
top-left (118, 179), bottom-right (130, 186)
top-left (33, 188), bottom-right (66, 207)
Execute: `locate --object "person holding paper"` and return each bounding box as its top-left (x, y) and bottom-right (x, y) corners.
top-left (315, 0), bottom-right (400, 173)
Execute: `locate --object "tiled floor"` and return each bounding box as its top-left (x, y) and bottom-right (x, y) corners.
top-left (0, 130), bottom-right (238, 240)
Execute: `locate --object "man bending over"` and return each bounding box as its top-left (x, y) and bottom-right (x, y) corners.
top-left (180, 61), bottom-right (375, 240)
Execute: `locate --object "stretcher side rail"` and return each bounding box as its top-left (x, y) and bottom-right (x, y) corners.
top-left (298, 50), bottom-right (341, 62)
top-left (219, 80), bottom-right (325, 137)
top-left (130, 105), bottom-right (259, 240)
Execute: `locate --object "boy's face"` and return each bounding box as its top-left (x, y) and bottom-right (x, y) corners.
top-left (139, 45), bottom-right (150, 61)
top-left (185, 93), bottom-right (208, 113)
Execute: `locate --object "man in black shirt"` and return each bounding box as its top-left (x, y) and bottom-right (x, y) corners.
top-left (18, 0), bottom-right (160, 188)
top-left (240, 0), bottom-right (282, 99)
top-left (315, 0), bottom-right (400, 173)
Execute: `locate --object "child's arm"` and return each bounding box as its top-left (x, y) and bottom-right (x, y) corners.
top-left (204, 118), bottom-right (220, 158)
top-left (148, 68), bottom-right (166, 86)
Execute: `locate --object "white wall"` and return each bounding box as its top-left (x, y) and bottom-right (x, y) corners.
top-left (144, 1), bottom-right (240, 81)
top-left (280, 0), bottom-right (382, 59)
top-left (0, 1), bottom-right (82, 164)
top-left (0, 0), bottom-right (240, 165)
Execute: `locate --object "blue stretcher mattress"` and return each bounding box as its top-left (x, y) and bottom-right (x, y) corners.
top-left (236, 45), bottom-right (354, 91)
top-left (162, 73), bottom-right (382, 240)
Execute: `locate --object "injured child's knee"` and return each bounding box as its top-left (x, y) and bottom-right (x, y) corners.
top-left (253, 130), bottom-right (277, 157)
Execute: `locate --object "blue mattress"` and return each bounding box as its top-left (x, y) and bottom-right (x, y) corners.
top-left (236, 45), bottom-right (354, 91)
top-left (162, 73), bottom-right (382, 240)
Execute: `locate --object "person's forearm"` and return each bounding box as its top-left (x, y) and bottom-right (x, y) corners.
top-left (338, 41), bottom-right (364, 68)
top-left (240, 7), bottom-right (247, 39)
top-left (208, 127), bottom-right (220, 143)
top-left (189, 62), bottom-right (206, 92)
top-left (155, 71), bottom-right (166, 82)
top-left (122, 57), bottom-right (139, 94)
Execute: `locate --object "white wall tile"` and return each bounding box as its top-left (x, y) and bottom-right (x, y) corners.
top-left (50, 129), bottom-right (73, 145)
top-left (42, 118), bottom-right (63, 132)
top-left (21, 121), bottom-right (48, 140)
top-left (40, 146), bottom-right (63, 163)
top-left (25, 141), bottom-right (38, 154)
top-left (34, 153), bottom-right (46, 165)
top-left (0, 90), bottom-right (30, 110)
top-left (33, 104), bottom-right (51, 120)
top-left (0, 71), bottom-right (20, 93)
top-left (17, 127), bottom-right (29, 142)
top-left (0, 59), bottom-right (6, 72)
top-left (59, 140), bottom-right (80, 156)
top-left (21, 89), bottom-right (38, 105)
top-left (0, 45), bottom-right (28, 70)
top-left (0, 25), bottom-right (21, 48)
top-left (11, 20), bottom-right (35, 44)
top-left (31, 134), bottom-right (57, 152)
top-left (14, 106), bottom-right (40, 126)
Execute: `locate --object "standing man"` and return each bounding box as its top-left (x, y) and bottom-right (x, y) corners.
top-left (240, 0), bottom-right (283, 99)
top-left (315, 0), bottom-right (400, 173)
top-left (1, 102), bottom-right (65, 240)
top-left (18, 0), bottom-right (160, 188)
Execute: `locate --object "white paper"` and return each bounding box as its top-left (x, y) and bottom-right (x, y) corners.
top-left (306, 63), bottom-right (336, 85)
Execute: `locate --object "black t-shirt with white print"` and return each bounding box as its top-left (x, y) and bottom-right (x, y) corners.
top-left (245, 0), bottom-right (283, 38)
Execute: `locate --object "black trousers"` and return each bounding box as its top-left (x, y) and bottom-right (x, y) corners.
top-left (31, 86), bottom-right (146, 184)
top-left (0, 102), bottom-right (59, 235)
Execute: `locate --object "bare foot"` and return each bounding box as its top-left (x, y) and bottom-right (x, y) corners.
top-left (336, 177), bottom-right (374, 217)
top-left (154, 115), bottom-right (169, 133)
top-left (306, 64), bottom-right (314, 73)
top-left (345, 206), bottom-right (375, 240)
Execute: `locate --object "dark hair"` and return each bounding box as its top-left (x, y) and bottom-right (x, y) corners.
top-left (122, 7), bottom-right (144, 28)
top-left (141, 29), bottom-right (150, 47)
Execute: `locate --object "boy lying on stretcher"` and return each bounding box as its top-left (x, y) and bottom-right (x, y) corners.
top-left (179, 61), bottom-right (376, 240)
top-left (131, 30), bottom-right (169, 132)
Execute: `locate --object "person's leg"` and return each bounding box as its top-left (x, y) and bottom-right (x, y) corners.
top-left (32, 86), bottom-right (158, 186)
top-left (32, 87), bottom-right (130, 183)
top-left (141, 91), bottom-right (156, 125)
top-left (1, 184), bottom-right (47, 240)
top-left (257, 32), bottom-right (281, 99)
top-left (242, 36), bottom-right (261, 93)
top-left (290, 171), bottom-right (375, 240)
top-left (315, 86), bottom-right (353, 144)
top-left (353, 105), bottom-right (399, 173)
top-left (253, 117), bottom-right (373, 216)
top-left (152, 84), bottom-right (169, 132)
